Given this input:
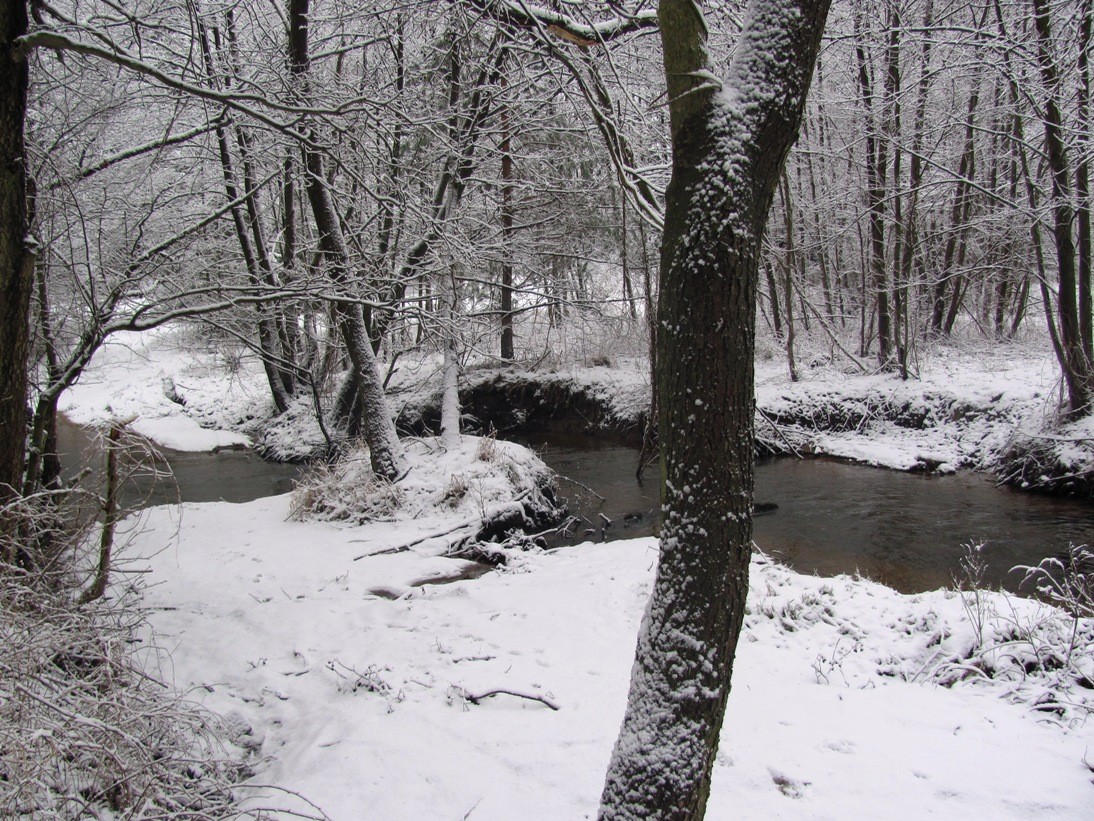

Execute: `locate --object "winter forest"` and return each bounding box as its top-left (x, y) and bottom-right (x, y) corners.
top-left (2, 0), bottom-right (1094, 818)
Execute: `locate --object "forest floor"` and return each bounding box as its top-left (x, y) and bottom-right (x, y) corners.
top-left (57, 326), bottom-right (1094, 819)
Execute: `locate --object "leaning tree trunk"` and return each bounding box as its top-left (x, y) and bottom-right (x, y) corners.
top-left (599, 0), bottom-right (830, 817)
top-left (288, 0), bottom-right (403, 478)
top-left (0, 0), bottom-right (32, 513)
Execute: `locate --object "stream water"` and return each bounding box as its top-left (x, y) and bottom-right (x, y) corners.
top-left (522, 432), bottom-right (1094, 594)
top-left (57, 417), bottom-right (1094, 595)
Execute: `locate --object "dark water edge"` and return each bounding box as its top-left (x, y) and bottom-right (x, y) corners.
top-left (57, 416), bottom-right (1094, 595)
top-left (520, 432), bottom-right (1094, 595)
top-left (56, 415), bottom-right (301, 507)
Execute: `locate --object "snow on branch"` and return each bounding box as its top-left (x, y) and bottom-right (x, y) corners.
top-left (463, 0), bottom-right (658, 46)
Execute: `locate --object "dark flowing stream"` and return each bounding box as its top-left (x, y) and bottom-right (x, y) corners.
top-left (57, 416), bottom-right (300, 506)
top-left (521, 432), bottom-right (1094, 594)
top-left (58, 417), bottom-right (1094, 594)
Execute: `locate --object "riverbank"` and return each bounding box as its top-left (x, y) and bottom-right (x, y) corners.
top-left (126, 499), bottom-right (1093, 819)
top-left (392, 337), bottom-right (1094, 497)
top-left (60, 327), bottom-right (1094, 498)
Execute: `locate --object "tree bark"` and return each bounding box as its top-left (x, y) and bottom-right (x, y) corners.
top-left (0, 0), bottom-right (32, 514)
top-left (599, 0), bottom-right (830, 817)
top-left (288, 0), bottom-right (404, 477)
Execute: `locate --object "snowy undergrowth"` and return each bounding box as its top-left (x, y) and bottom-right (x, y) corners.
top-left (290, 435), bottom-right (565, 561)
top-left (749, 547), bottom-right (1094, 726)
top-left (0, 546), bottom-right (255, 818)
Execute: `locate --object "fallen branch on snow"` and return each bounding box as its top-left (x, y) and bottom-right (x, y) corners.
top-left (460, 687), bottom-right (560, 711)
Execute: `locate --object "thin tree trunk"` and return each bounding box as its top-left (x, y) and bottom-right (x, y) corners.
top-left (500, 77), bottom-right (515, 361)
top-left (289, 0), bottom-right (403, 477)
top-left (23, 263), bottom-right (62, 496)
top-left (855, 12), bottom-right (893, 367)
top-left (1077, 0), bottom-right (1093, 362)
top-left (764, 260), bottom-right (784, 339)
top-left (78, 423), bottom-right (124, 605)
top-left (637, 219), bottom-right (658, 480)
top-left (440, 273), bottom-right (461, 450)
top-left (196, 18), bottom-right (292, 414)
top-left (779, 174), bottom-right (800, 381)
top-left (883, 6), bottom-right (908, 376)
top-left (933, 73), bottom-right (981, 336)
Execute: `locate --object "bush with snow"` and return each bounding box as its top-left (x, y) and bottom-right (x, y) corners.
top-left (0, 497), bottom-right (257, 819)
top-left (290, 435), bottom-right (564, 535)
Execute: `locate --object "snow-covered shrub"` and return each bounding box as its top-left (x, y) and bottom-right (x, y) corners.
top-left (475, 432), bottom-right (499, 463)
top-left (441, 473), bottom-right (470, 509)
top-left (290, 447), bottom-right (405, 524)
top-left (0, 498), bottom-right (257, 819)
top-left (921, 544), bottom-right (1094, 724)
top-left (1017, 543), bottom-right (1093, 618)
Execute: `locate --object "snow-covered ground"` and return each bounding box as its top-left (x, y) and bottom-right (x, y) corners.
top-left (61, 327), bottom-right (1094, 818)
top-left (133, 502), bottom-right (1093, 819)
top-left (60, 328), bottom-right (263, 452)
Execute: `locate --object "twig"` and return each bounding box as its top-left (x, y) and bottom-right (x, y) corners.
top-left (462, 687), bottom-right (560, 711)
top-left (353, 520), bottom-right (478, 560)
top-left (556, 473), bottom-right (606, 501)
top-left (757, 408), bottom-right (804, 459)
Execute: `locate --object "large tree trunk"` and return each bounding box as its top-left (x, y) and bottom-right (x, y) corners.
top-left (599, 0), bottom-right (830, 817)
top-left (0, 0), bottom-right (32, 512)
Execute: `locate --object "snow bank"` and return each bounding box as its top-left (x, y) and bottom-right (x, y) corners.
top-left (754, 341), bottom-right (1058, 472)
top-left (132, 501), bottom-right (1094, 820)
top-left (390, 356), bottom-right (652, 436)
top-left (290, 434), bottom-right (564, 546)
top-left (60, 327), bottom-right (266, 452)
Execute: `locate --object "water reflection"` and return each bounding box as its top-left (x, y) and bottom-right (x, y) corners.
top-left (57, 416), bottom-right (1094, 595)
top-left (523, 432), bottom-right (1094, 595)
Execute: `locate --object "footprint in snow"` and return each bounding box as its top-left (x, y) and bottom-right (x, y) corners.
top-left (768, 766), bottom-right (810, 799)
top-left (822, 739), bottom-right (856, 754)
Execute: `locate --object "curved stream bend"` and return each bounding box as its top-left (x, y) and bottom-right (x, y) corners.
top-left (58, 417), bottom-right (1094, 595)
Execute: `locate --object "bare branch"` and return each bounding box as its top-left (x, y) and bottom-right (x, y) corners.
top-left (461, 0), bottom-right (658, 46)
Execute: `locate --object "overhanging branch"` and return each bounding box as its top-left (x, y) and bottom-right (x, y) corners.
top-left (462, 0), bottom-right (658, 46)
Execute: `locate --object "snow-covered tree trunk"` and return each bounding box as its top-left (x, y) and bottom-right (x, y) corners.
top-left (0, 0), bottom-right (32, 514)
top-left (288, 0), bottom-right (404, 479)
top-left (440, 336), bottom-right (461, 449)
top-left (599, 1), bottom-right (830, 818)
top-left (440, 279), bottom-right (461, 449)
